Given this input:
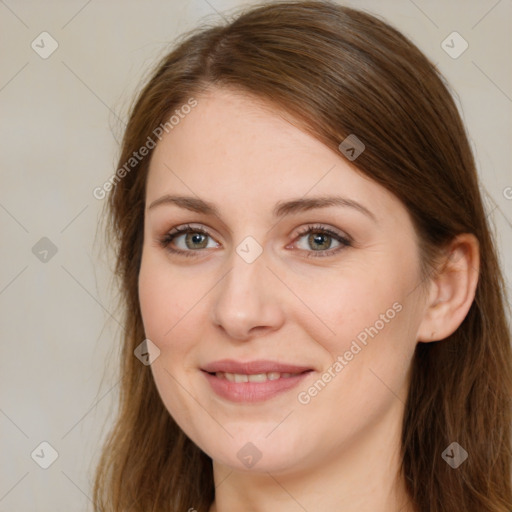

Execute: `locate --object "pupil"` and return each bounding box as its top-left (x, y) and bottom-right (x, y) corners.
top-left (187, 232), bottom-right (207, 249)
top-left (309, 232), bottom-right (330, 250)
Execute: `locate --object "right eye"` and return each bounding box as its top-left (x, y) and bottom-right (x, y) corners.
top-left (159, 224), bottom-right (220, 257)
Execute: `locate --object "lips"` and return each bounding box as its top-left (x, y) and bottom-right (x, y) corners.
top-left (201, 359), bottom-right (313, 402)
top-left (201, 359), bottom-right (312, 375)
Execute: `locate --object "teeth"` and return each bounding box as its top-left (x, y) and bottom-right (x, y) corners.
top-left (215, 371), bottom-right (301, 381)
top-left (248, 373), bottom-right (267, 383)
top-left (224, 372), bottom-right (235, 382)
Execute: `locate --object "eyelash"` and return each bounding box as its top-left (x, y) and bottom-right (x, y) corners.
top-left (159, 223), bottom-right (352, 259)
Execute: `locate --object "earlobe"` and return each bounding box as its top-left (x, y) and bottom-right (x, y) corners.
top-left (416, 233), bottom-right (480, 343)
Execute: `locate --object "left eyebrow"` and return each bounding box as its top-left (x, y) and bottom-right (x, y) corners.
top-left (273, 196), bottom-right (377, 222)
top-left (147, 194), bottom-right (377, 223)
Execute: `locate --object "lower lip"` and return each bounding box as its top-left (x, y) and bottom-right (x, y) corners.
top-left (202, 371), bottom-right (312, 403)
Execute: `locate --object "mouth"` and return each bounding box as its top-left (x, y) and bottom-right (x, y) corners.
top-left (200, 359), bottom-right (314, 403)
top-left (201, 359), bottom-right (313, 374)
top-left (210, 370), bottom-right (307, 382)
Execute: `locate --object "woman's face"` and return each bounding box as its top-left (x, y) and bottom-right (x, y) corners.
top-left (138, 87), bottom-right (429, 475)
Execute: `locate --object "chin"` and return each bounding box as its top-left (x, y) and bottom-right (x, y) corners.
top-left (200, 434), bottom-right (310, 475)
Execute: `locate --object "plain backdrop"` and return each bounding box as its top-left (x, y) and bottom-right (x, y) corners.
top-left (1, 1), bottom-right (511, 510)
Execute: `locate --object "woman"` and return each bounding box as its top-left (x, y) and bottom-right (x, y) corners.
top-left (94, 1), bottom-right (512, 511)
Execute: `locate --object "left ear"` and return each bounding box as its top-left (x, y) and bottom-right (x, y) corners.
top-left (416, 233), bottom-right (480, 343)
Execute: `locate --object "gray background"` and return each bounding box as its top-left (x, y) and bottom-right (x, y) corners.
top-left (1, 1), bottom-right (511, 510)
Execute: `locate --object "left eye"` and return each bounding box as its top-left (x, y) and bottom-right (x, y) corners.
top-left (292, 226), bottom-right (352, 257)
top-left (297, 231), bottom-right (338, 250)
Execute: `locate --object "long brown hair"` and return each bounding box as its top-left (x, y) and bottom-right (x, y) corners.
top-left (94, 1), bottom-right (512, 510)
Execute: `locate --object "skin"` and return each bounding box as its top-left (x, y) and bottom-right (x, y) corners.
top-left (138, 87), bottom-right (479, 512)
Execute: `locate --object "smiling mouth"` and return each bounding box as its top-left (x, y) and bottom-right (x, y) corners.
top-left (209, 371), bottom-right (309, 382)
top-left (201, 368), bottom-right (313, 402)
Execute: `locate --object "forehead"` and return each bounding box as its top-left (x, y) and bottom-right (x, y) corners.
top-left (150, 87), bottom-right (329, 170)
top-left (145, 87), bottom-right (397, 221)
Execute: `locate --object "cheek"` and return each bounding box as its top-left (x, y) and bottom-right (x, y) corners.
top-left (138, 258), bottom-right (168, 341)
top-left (293, 270), bottom-right (403, 347)
top-left (292, 256), bottom-right (417, 399)
top-left (138, 251), bottom-right (196, 344)
top-left (295, 295), bottom-right (414, 443)
top-left (138, 254), bottom-right (202, 430)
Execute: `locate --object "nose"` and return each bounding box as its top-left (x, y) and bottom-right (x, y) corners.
top-left (210, 249), bottom-right (286, 341)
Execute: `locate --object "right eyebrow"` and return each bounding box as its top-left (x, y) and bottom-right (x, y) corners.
top-left (148, 195), bottom-right (219, 216)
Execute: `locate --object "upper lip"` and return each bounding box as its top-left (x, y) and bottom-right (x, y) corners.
top-left (201, 359), bottom-right (313, 375)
